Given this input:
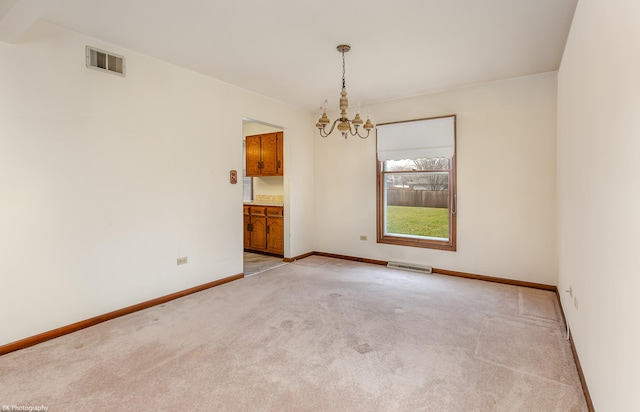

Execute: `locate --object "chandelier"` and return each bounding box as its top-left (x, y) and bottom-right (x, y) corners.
top-left (316, 45), bottom-right (374, 139)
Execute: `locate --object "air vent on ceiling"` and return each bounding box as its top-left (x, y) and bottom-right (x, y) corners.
top-left (387, 261), bottom-right (433, 274)
top-left (86, 46), bottom-right (125, 76)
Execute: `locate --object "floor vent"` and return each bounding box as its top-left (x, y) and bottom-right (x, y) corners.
top-left (86, 46), bottom-right (125, 76)
top-left (387, 261), bottom-right (433, 274)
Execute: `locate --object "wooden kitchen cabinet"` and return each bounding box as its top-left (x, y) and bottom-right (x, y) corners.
top-left (246, 132), bottom-right (283, 176)
top-left (244, 205), bottom-right (284, 256)
top-left (266, 207), bottom-right (284, 254)
top-left (245, 205), bottom-right (265, 249)
top-left (243, 206), bottom-right (250, 249)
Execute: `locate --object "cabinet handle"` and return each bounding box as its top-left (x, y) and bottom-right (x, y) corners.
top-left (247, 223), bottom-right (253, 232)
top-left (266, 226), bottom-right (270, 234)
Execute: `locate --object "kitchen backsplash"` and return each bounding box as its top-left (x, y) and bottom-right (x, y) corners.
top-left (255, 195), bottom-right (284, 203)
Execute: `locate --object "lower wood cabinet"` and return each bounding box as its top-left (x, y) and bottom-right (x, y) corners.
top-left (265, 207), bottom-right (284, 254)
top-left (244, 205), bottom-right (284, 255)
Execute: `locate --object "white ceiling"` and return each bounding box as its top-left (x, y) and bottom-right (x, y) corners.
top-left (3, 0), bottom-right (578, 112)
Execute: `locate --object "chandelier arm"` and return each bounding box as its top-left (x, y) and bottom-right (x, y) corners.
top-left (348, 123), bottom-right (359, 137)
top-left (344, 121), bottom-right (370, 139)
top-left (319, 119), bottom-right (340, 138)
top-left (355, 128), bottom-right (371, 139)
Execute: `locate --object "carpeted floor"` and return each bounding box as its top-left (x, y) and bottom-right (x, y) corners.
top-left (0, 256), bottom-right (587, 411)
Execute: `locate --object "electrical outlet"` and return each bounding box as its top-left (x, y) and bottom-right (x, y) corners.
top-left (360, 235), bottom-right (367, 241)
top-left (177, 256), bottom-right (188, 265)
top-left (569, 286), bottom-right (573, 298)
top-left (573, 296), bottom-right (578, 310)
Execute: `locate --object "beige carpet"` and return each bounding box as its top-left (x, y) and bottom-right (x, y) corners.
top-left (0, 256), bottom-right (587, 411)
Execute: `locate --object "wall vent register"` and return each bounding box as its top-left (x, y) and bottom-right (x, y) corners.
top-left (387, 261), bottom-right (433, 274)
top-left (86, 46), bottom-right (125, 76)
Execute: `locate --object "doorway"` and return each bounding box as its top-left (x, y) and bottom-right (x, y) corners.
top-left (242, 119), bottom-right (286, 275)
top-left (243, 252), bottom-right (286, 276)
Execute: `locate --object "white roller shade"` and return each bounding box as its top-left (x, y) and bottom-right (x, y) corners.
top-left (377, 116), bottom-right (455, 161)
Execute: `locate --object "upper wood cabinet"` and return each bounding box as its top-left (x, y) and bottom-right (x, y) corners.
top-left (246, 132), bottom-right (283, 176)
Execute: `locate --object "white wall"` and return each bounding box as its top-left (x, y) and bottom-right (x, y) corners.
top-left (0, 21), bottom-right (315, 346)
top-left (315, 73), bottom-right (558, 285)
top-left (557, 0), bottom-right (640, 409)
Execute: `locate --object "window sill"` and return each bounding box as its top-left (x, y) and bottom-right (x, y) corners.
top-left (377, 234), bottom-right (456, 251)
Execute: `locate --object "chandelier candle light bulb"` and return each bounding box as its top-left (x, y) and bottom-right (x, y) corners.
top-left (316, 45), bottom-right (374, 139)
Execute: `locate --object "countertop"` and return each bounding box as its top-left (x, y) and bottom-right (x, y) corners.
top-left (244, 201), bottom-right (284, 207)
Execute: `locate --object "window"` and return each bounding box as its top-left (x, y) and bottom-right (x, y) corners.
top-left (376, 115), bottom-right (457, 251)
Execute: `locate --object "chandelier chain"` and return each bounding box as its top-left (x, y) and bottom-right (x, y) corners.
top-left (342, 50), bottom-right (346, 89)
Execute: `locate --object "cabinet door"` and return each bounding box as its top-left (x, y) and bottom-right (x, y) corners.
top-left (260, 133), bottom-right (278, 175)
top-left (266, 207), bottom-right (284, 255)
top-left (245, 135), bottom-right (262, 176)
top-left (249, 207), bottom-right (267, 250)
top-left (267, 216), bottom-right (284, 254)
top-left (243, 206), bottom-right (251, 249)
top-left (276, 132), bottom-right (284, 176)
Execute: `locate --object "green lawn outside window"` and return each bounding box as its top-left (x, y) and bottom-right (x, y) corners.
top-left (386, 206), bottom-right (449, 239)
